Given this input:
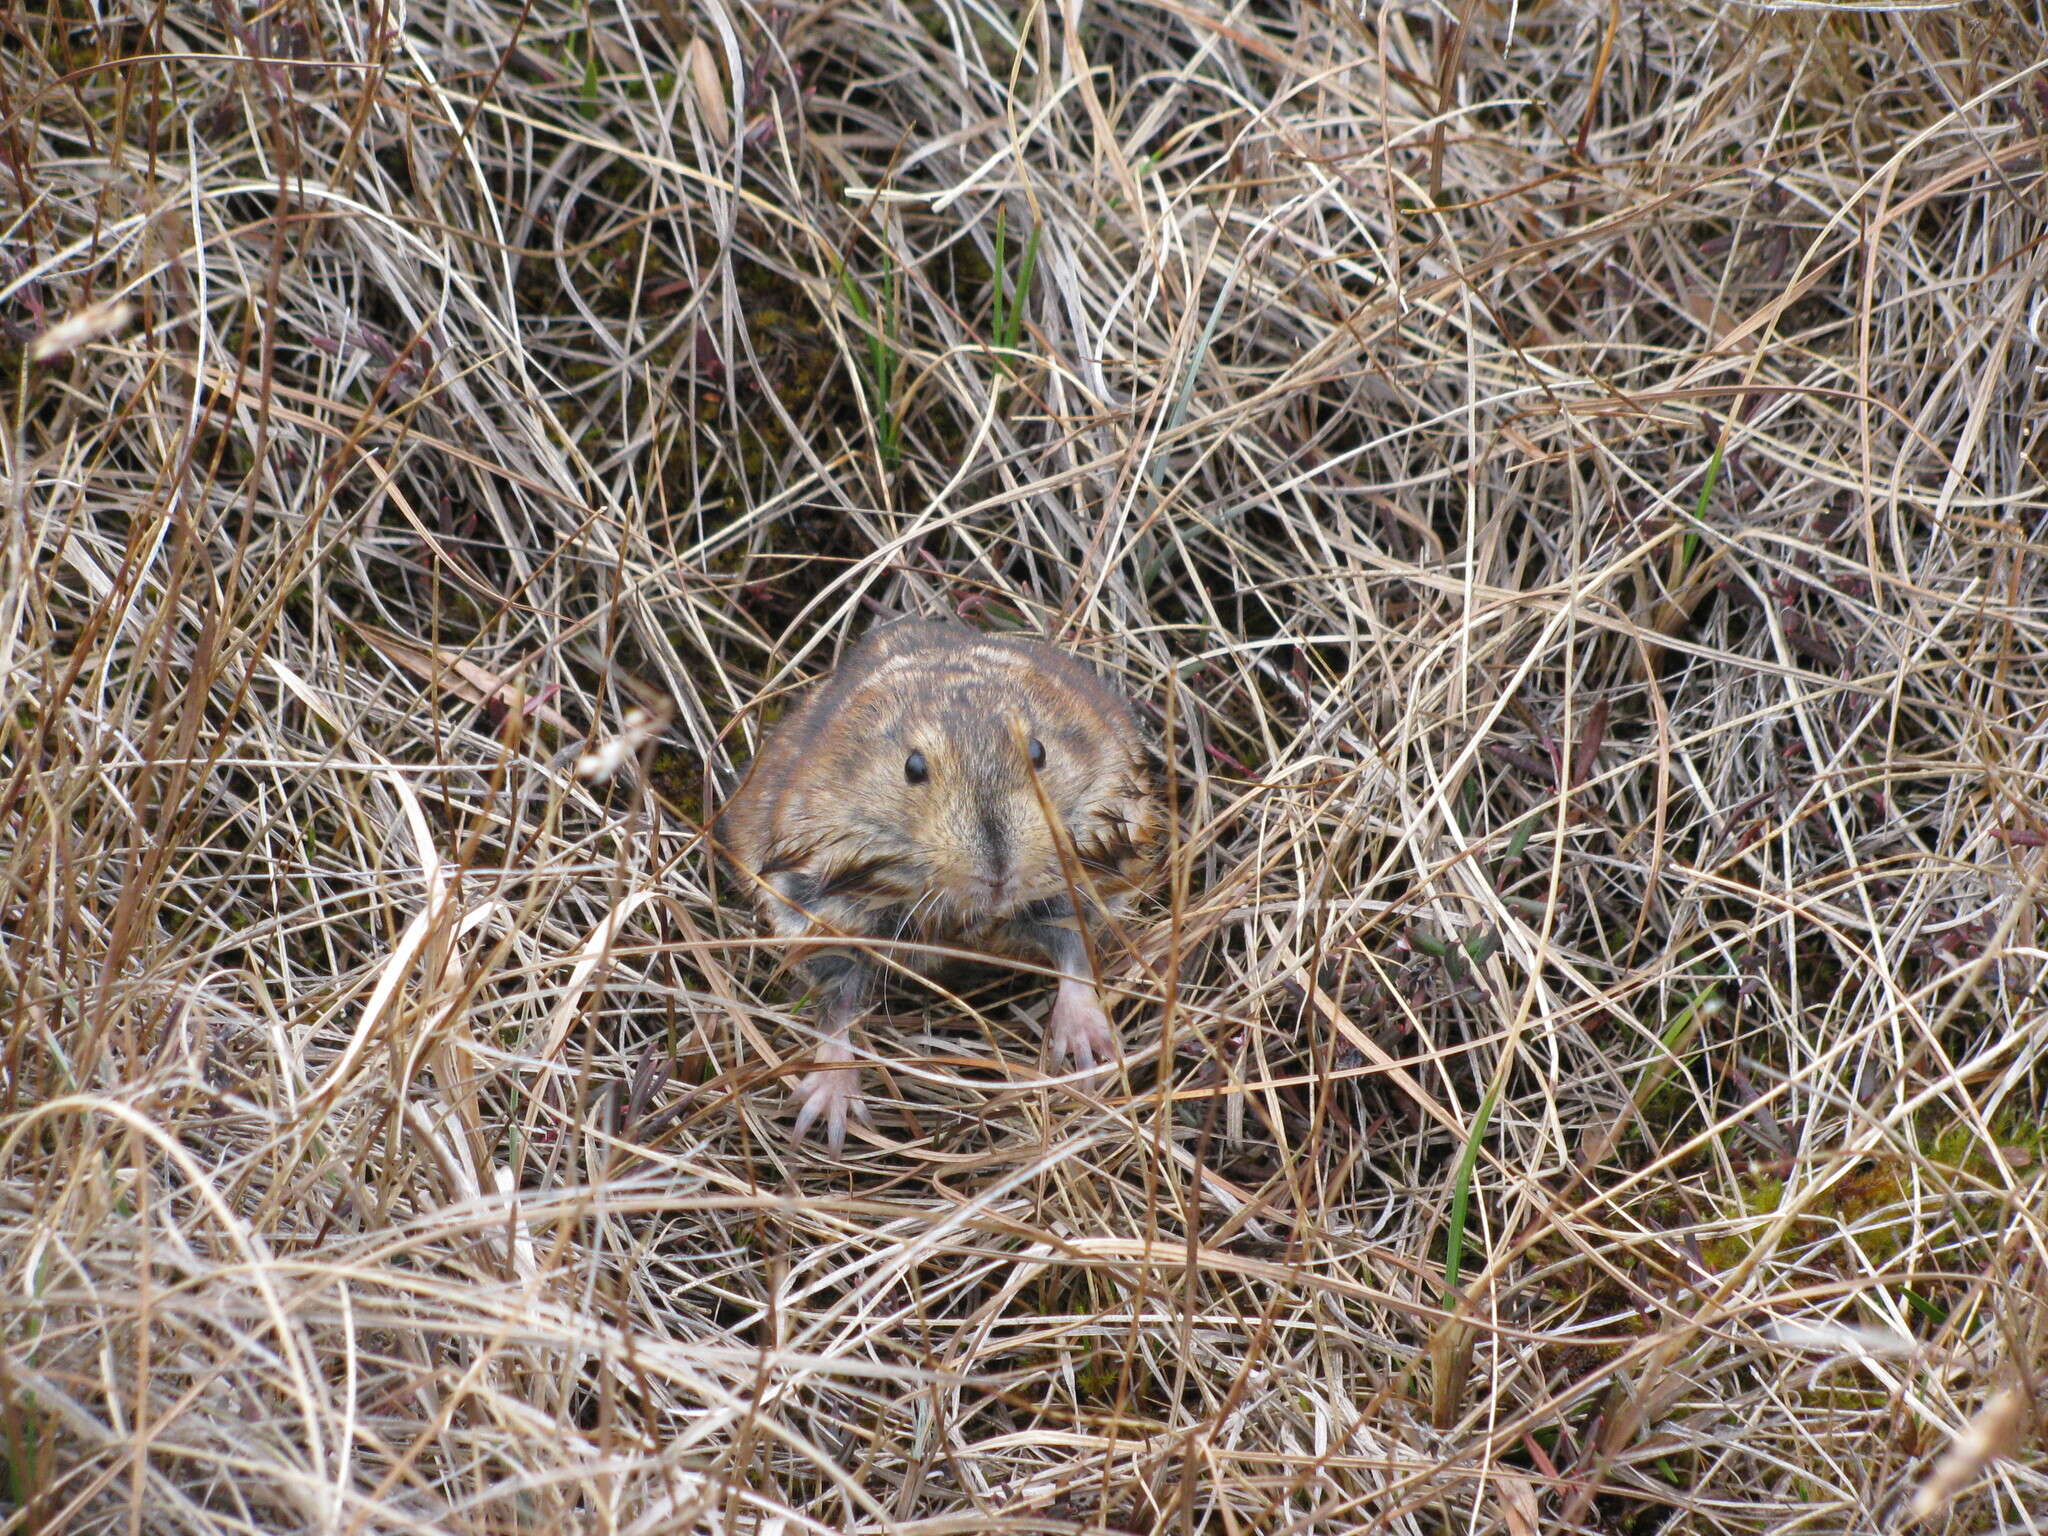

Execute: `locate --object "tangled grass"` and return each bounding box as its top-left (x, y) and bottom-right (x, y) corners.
top-left (4, 0), bottom-right (2047, 1530)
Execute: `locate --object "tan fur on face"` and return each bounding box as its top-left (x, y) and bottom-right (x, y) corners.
top-left (720, 620), bottom-right (1160, 960)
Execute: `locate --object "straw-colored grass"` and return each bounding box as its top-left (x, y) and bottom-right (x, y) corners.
top-left (3, 1), bottom-right (2045, 1531)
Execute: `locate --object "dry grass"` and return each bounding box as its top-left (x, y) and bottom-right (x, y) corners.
top-left (4, 0), bottom-right (2047, 1531)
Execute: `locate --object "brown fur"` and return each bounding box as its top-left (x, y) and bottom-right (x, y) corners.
top-left (719, 619), bottom-right (1161, 1145)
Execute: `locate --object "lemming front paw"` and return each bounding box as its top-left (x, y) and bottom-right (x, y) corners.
top-left (1046, 977), bottom-right (1119, 1073)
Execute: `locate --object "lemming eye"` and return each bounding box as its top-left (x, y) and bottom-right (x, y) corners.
top-left (1027, 737), bottom-right (1046, 769)
top-left (904, 750), bottom-right (928, 785)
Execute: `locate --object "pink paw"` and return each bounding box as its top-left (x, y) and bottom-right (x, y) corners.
top-left (1047, 977), bottom-right (1119, 1073)
top-left (791, 1042), bottom-right (866, 1151)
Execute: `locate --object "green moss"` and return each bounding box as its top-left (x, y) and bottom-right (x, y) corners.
top-left (1695, 1110), bottom-right (2040, 1277)
top-left (645, 745), bottom-right (702, 821)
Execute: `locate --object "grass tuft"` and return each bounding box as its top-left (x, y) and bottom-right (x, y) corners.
top-left (2, 1), bottom-right (2045, 1531)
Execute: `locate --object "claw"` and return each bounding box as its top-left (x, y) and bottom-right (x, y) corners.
top-left (790, 1040), bottom-right (866, 1151)
top-left (1046, 976), bottom-right (1118, 1074)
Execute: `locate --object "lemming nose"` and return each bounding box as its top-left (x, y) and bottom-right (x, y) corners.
top-left (979, 812), bottom-right (1009, 887)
